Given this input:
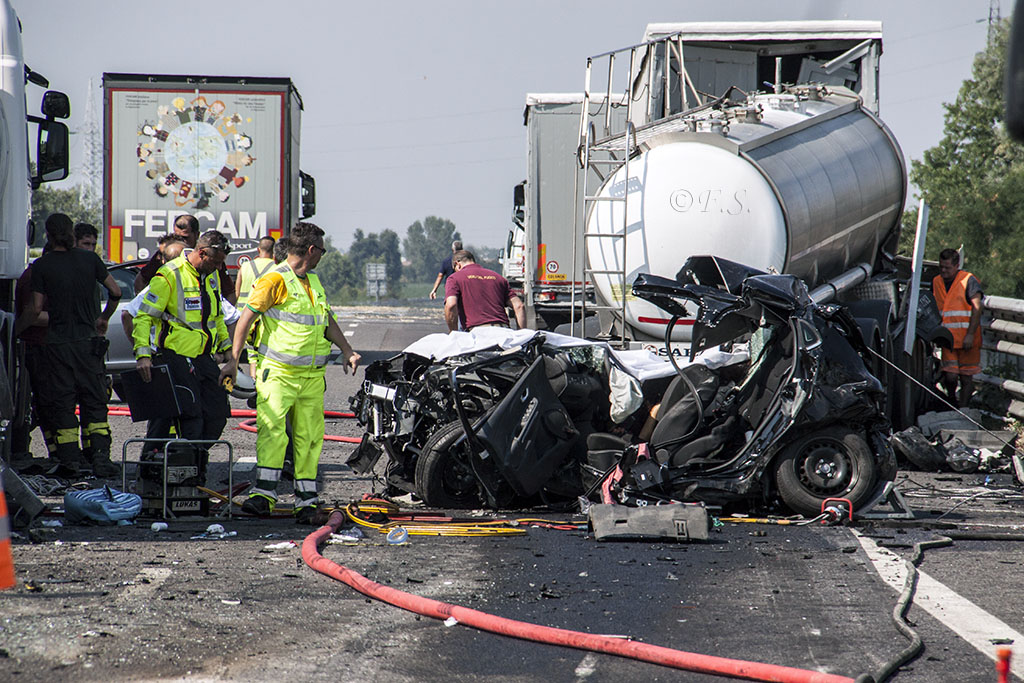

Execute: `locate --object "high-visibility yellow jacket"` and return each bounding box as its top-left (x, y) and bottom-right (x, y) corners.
top-left (133, 255), bottom-right (230, 359)
top-left (932, 270), bottom-right (981, 350)
top-left (255, 264), bottom-right (333, 376)
top-left (236, 256), bottom-right (275, 308)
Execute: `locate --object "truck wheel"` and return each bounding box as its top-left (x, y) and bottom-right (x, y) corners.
top-left (415, 421), bottom-right (482, 509)
top-left (773, 428), bottom-right (877, 517)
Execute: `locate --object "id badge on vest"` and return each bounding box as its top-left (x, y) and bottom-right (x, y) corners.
top-left (184, 296), bottom-right (202, 312)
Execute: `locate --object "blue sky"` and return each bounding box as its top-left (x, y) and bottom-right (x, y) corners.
top-left (14, 1), bottom-right (996, 251)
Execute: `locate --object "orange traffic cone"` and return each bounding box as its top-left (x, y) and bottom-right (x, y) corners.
top-left (0, 477), bottom-right (15, 590)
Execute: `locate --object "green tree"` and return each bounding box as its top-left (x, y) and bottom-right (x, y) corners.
top-left (316, 231), bottom-right (403, 301)
top-left (315, 237), bottom-right (347, 297)
top-left (346, 229), bottom-right (403, 296)
top-left (31, 184), bottom-right (101, 245)
top-left (906, 19), bottom-right (1024, 296)
top-left (467, 244), bottom-right (501, 273)
top-left (402, 216), bottom-right (460, 281)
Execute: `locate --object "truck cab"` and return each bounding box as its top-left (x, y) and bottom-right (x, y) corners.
top-left (0, 0), bottom-right (72, 462)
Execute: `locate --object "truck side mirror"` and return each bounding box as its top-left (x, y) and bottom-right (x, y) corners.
top-left (41, 90), bottom-right (70, 119)
top-left (512, 181), bottom-right (525, 225)
top-left (300, 170), bottom-right (316, 218)
top-left (33, 119), bottom-right (69, 188)
top-left (1007, 0), bottom-right (1024, 140)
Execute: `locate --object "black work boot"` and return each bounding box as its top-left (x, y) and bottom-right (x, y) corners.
top-left (90, 454), bottom-right (121, 478)
top-left (241, 495), bottom-right (273, 518)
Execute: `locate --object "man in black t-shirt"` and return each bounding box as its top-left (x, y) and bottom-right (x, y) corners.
top-left (16, 214), bottom-right (122, 477)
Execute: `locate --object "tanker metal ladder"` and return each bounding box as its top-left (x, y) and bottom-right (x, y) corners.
top-left (571, 35), bottom-right (690, 347)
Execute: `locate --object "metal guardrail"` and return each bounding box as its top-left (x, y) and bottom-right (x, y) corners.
top-left (976, 295), bottom-right (1024, 420)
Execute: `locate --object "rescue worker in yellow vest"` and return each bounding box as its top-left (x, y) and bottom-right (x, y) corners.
top-left (219, 223), bottom-right (360, 524)
top-left (235, 235), bottom-right (276, 308)
top-left (133, 230), bottom-right (233, 444)
top-left (932, 248), bottom-right (984, 407)
top-left (235, 235), bottom-right (276, 380)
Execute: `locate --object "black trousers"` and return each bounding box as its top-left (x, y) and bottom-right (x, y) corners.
top-left (35, 338), bottom-right (109, 462)
top-left (143, 349), bottom-right (229, 450)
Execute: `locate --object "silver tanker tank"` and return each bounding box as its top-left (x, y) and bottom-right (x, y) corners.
top-left (585, 87), bottom-right (907, 341)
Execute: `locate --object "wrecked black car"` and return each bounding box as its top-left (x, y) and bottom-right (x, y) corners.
top-left (609, 256), bottom-right (898, 515)
top-left (349, 256), bottom-right (896, 517)
top-left (348, 331), bottom-right (619, 508)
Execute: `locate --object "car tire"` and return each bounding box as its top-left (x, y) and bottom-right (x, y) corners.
top-left (415, 421), bottom-right (482, 509)
top-left (773, 428), bottom-right (878, 517)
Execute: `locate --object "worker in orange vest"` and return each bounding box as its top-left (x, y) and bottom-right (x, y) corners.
top-left (932, 248), bottom-right (984, 407)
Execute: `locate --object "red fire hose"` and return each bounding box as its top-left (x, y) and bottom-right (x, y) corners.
top-left (302, 511), bottom-right (860, 683)
top-left (104, 406), bottom-right (362, 443)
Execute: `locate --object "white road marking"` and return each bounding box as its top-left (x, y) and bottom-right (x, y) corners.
top-left (347, 323), bottom-right (359, 328)
top-left (232, 455), bottom-right (257, 472)
top-left (118, 567), bottom-right (171, 602)
top-left (574, 652), bottom-right (599, 679)
top-left (853, 530), bottom-right (1022, 679)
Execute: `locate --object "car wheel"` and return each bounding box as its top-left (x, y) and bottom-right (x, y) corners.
top-left (773, 428), bottom-right (878, 517)
top-left (415, 421), bottom-right (482, 508)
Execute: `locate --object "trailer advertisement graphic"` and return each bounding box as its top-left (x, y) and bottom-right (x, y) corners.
top-left (107, 88), bottom-right (283, 262)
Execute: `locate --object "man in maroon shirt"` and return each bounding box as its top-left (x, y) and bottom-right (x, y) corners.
top-left (444, 250), bottom-right (526, 332)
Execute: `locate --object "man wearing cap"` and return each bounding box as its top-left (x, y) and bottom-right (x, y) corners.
top-left (219, 222), bottom-right (359, 524)
top-left (133, 230), bottom-right (233, 443)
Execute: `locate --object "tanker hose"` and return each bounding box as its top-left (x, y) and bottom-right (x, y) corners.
top-left (870, 536), bottom-right (953, 683)
top-left (302, 511), bottom-right (859, 683)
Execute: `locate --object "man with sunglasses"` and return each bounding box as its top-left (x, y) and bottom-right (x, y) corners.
top-left (220, 222), bottom-right (359, 524)
top-left (133, 230), bottom-right (234, 447)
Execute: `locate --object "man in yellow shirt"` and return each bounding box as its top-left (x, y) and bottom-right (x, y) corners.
top-left (219, 223), bottom-right (359, 523)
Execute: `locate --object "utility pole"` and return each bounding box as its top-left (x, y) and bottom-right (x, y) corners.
top-left (989, 0), bottom-right (1002, 44)
top-left (78, 77), bottom-right (102, 209)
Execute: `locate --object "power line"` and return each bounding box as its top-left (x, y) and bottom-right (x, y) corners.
top-left (304, 106), bottom-right (521, 130)
top-left (302, 134), bottom-right (521, 156)
top-left (887, 20), bottom-right (981, 44)
top-left (310, 155), bottom-right (522, 174)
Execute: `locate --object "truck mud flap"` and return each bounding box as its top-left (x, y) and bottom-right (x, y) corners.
top-left (589, 503), bottom-right (710, 542)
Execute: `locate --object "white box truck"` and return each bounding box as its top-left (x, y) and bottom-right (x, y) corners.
top-left (102, 73), bottom-right (315, 268)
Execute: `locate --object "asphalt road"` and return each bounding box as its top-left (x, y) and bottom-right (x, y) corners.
top-left (3, 305), bottom-right (1023, 682)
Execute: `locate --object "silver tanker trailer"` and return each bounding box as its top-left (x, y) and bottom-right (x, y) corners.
top-left (584, 85), bottom-right (906, 343)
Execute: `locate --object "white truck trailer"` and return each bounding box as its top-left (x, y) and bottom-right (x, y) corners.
top-left (102, 73), bottom-right (316, 269)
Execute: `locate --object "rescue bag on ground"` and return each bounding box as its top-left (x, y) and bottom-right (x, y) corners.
top-left (64, 486), bottom-right (142, 524)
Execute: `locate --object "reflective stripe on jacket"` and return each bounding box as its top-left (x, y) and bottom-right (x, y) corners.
top-left (237, 257), bottom-right (275, 308)
top-left (932, 270), bottom-right (980, 350)
top-left (133, 255), bottom-right (229, 358)
top-left (255, 264), bottom-right (333, 374)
